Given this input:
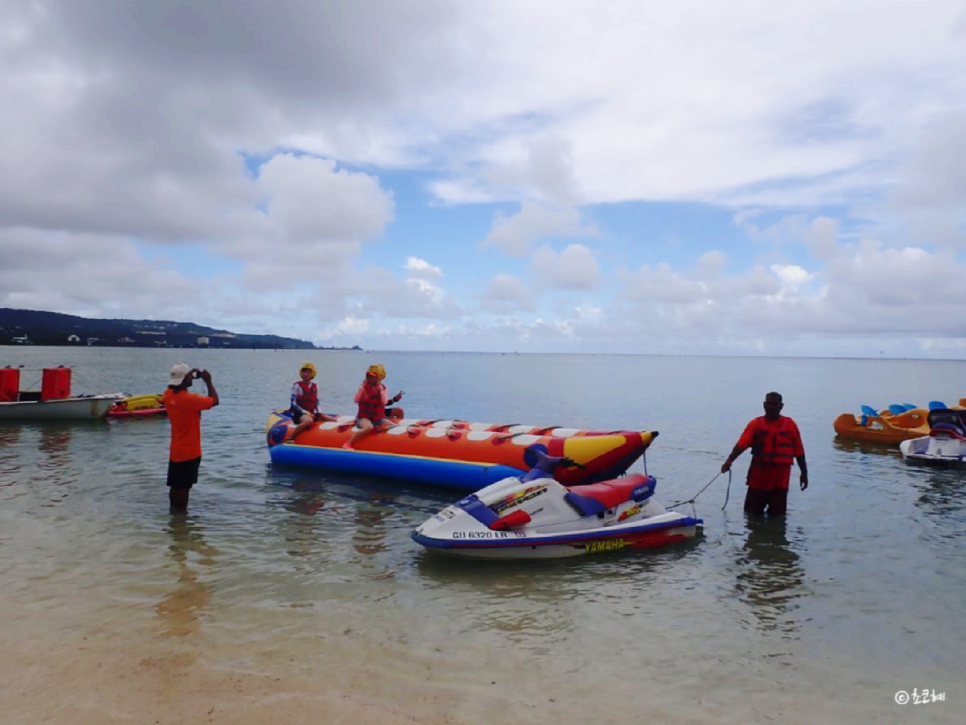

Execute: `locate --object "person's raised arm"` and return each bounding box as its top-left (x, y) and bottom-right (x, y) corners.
top-left (199, 370), bottom-right (219, 407)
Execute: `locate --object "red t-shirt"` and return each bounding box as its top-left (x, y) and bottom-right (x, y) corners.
top-left (163, 388), bottom-right (215, 462)
top-left (736, 415), bottom-right (804, 491)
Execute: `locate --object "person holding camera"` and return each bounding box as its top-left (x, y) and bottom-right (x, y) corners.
top-left (163, 363), bottom-right (219, 513)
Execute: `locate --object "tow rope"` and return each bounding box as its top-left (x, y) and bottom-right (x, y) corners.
top-left (668, 470), bottom-right (733, 517)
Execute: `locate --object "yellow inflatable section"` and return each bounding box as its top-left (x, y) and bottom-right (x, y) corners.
top-left (122, 393), bottom-right (164, 411)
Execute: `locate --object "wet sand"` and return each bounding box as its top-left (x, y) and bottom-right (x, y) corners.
top-left (2, 593), bottom-right (475, 725)
top-left (3, 589), bottom-right (956, 725)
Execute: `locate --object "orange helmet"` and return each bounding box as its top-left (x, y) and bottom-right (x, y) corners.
top-left (366, 364), bottom-right (386, 380)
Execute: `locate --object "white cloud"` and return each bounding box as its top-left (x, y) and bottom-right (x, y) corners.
top-left (2, 0), bottom-right (965, 355)
top-left (480, 274), bottom-right (538, 314)
top-left (888, 112), bottom-right (966, 248)
top-left (425, 178), bottom-right (493, 205)
top-left (0, 228), bottom-right (202, 319)
top-left (339, 266), bottom-right (463, 321)
top-left (805, 217), bottom-right (840, 259)
top-left (257, 154), bottom-right (394, 244)
top-left (770, 264), bottom-right (814, 291)
top-left (404, 257), bottom-right (443, 281)
top-left (333, 317), bottom-right (370, 336)
top-left (733, 211), bottom-right (810, 243)
top-left (695, 251), bottom-right (728, 280)
top-left (482, 202), bottom-right (597, 257)
top-left (531, 243), bottom-right (600, 290)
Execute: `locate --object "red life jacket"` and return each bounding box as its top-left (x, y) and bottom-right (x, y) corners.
top-left (295, 381), bottom-right (318, 412)
top-left (356, 383), bottom-right (386, 421)
top-left (750, 417), bottom-right (797, 466)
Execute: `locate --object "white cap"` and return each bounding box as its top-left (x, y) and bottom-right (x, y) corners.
top-left (168, 363), bottom-right (191, 386)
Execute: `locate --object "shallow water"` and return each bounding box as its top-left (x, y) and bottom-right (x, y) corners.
top-left (1, 348), bottom-right (963, 723)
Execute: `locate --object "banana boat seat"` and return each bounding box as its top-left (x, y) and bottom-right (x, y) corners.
top-left (565, 473), bottom-right (656, 517)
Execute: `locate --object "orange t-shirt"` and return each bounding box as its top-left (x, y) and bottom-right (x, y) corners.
top-left (163, 388), bottom-right (215, 462)
top-left (736, 415), bottom-right (804, 491)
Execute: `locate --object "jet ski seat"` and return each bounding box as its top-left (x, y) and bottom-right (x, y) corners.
top-left (564, 473), bottom-right (654, 517)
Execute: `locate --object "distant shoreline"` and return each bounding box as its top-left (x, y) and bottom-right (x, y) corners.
top-left (0, 343), bottom-right (363, 351)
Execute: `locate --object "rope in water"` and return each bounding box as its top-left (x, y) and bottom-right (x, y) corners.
top-left (668, 469), bottom-right (732, 517)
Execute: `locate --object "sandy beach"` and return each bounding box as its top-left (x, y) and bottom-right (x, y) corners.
top-left (2, 591), bottom-right (481, 725)
top-left (4, 585), bottom-right (957, 725)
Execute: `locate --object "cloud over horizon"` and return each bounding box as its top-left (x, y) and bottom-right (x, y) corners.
top-left (1, 0), bottom-right (964, 357)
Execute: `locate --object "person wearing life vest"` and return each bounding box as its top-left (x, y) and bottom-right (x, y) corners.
top-left (289, 362), bottom-right (337, 439)
top-left (721, 391), bottom-right (808, 516)
top-left (343, 364), bottom-right (404, 449)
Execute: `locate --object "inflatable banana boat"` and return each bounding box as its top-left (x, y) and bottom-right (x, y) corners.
top-left (265, 411), bottom-right (658, 489)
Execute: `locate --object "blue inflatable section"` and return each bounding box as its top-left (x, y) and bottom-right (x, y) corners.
top-left (269, 443), bottom-right (526, 490)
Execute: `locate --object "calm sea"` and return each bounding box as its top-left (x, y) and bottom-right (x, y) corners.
top-left (1, 347), bottom-right (963, 724)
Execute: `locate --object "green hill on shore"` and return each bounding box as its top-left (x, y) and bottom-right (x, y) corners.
top-left (0, 308), bottom-right (359, 351)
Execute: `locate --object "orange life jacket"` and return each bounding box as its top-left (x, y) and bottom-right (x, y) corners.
top-left (750, 417), bottom-right (797, 466)
top-left (356, 383), bottom-right (386, 421)
top-left (295, 380), bottom-right (318, 412)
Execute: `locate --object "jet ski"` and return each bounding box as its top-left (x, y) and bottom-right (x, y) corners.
top-left (899, 408), bottom-right (966, 467)
top-left (412, 451), bottom-right (702, 560)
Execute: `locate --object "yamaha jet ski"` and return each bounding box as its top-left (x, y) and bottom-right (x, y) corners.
top-left (412, 450), bottom-right (702, 560)
top-left (900, 407), bottom-right (966, 467)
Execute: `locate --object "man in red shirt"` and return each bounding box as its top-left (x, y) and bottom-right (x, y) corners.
top-left (721, 392), bottom-right (808, 516)
top-left (163, 363), bottom-right (219, 513)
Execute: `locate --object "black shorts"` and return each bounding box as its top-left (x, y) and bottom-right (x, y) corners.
top-left (744, 487), bottom-right (788, 516)
top-left (167, 457), bottom-right (201, 489)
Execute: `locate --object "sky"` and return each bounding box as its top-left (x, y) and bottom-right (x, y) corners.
top-left (1, 0), bottom-right (965, 357)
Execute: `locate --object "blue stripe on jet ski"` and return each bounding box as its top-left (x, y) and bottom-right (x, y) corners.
top-left (412, 516), bottom-right (703, 550)
top-left (455, 494), bottom-right (500, 527)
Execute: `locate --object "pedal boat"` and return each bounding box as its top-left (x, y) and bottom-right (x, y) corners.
top-left (833, 406), bottom-right (930, 445)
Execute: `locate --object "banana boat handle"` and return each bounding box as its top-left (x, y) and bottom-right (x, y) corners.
top-left (522, 448), bottom-right (588, 482)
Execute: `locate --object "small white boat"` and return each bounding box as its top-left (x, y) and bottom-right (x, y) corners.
top-left (0, 366), bottom-right (116, 420)
top-left (0, 394), bottom-right (117, 420)
top-left (899, 408), bottom-right (966, 468)
top-left (412, 452), bottom-right (702, 560)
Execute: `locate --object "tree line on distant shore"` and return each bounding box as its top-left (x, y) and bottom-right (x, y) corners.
top-left (0, 308), bottom-right (359, 351)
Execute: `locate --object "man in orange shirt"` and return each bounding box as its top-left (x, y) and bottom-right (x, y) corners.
top-left (163, 363), bottom-right (219, 513)
top-left (721, 392), bottom-right (808, 516)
